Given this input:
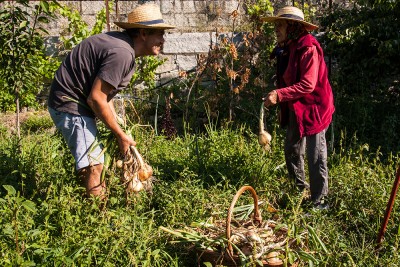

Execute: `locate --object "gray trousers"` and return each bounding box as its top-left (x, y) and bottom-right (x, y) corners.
top-left (284, 110), bottom-right (329, 204)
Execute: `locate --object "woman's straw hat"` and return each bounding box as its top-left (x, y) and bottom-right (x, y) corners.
top-left (114, 3), bottom-right (175, 29)
top-left (262, 6), bottom-right (318, 31)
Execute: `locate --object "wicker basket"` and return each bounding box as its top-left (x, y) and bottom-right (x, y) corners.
top-left (196, 186), bottom-right (283, 267)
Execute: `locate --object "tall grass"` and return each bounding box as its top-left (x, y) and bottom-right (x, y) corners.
top-left (0, 122), bottom-right (399, 266)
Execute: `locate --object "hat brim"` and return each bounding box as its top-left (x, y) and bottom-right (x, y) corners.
top-left (114, 22), bottom-right (175, 29)
top-left (262, 16), bottom-right (318, 31)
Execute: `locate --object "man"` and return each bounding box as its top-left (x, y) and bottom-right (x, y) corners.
top-left (48, 3), bottom-right (175, 199)
top-left (262, 6), bottom-right (335, 210)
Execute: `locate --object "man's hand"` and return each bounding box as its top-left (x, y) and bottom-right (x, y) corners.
top-left (116, 132), bottom-right (136, 156)
top-left (263, 90), bottom-right (279, 107)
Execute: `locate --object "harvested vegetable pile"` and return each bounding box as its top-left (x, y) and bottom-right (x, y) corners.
top-left (91, 119), bottom-right (155, 194)
top-left (161, 186), bottom-right (319, 266)
top-left (161, 217), bottom-right (291, 266)
top-left (116, 145), bottom-right (154, 193)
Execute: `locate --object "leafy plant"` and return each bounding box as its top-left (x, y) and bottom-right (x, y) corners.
top-left (21, 113), bottom-right (54, 133)
top-left (0, 185), bottom-right (38, 266)
top-left (151, 0), bottom-right (278, 137)
top-left (0, 0), bottom-right (58, 115)
top-left (48, 0), bottom-right (112, 51)
top-left (320, 0), bottom-right (400, 154)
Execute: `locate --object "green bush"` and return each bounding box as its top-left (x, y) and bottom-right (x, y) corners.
top-left (0, 1), bottom-right (59, 112)
top-left (320, 0), bottom-right (400, 154)
top-left (21, 113), bottom-right (54, 133)
top-left (0, 122), bottom-right (7, 137)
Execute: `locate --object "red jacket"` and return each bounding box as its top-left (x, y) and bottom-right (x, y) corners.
top-left (276, 34), bottom-right (335, 137)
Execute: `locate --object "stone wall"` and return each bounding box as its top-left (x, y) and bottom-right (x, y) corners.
top-left (41, 0), bottom-right (348, 36)
top-left (34, 0), bottom-right (348, 80)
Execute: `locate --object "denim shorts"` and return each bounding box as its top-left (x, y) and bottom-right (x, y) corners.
top-left (48, 107), bottom-right (104, 170)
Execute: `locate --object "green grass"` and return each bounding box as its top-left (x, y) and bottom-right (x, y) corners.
top-left (0, 123), bottom-right (399, 266)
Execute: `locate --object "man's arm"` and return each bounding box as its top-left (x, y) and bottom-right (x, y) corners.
top-left (108, 99), bottom-right (125, 126)
top-left (87, 77), bottom-right (135, 155)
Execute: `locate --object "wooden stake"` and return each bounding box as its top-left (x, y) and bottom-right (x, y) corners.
top-left (376, 166), bottom-right (400, 248)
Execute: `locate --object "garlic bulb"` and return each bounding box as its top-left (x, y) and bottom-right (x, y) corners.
top-left (116, 159), bottom-right (124, 169)
top-left (126, 174), bottom-right (143, 193)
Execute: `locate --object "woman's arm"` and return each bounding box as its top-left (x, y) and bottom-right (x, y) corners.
top-left (276, 46), bottom-right (319, 102)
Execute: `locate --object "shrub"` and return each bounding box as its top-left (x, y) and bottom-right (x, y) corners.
top-left (21, 113), bottom-right (54, 133)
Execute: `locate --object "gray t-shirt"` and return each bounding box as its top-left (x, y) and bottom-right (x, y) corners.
top-left (48, 31), bottom-right (136, 117)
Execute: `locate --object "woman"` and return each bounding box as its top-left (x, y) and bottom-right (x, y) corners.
top-left (262, 6), bottom-right (335, 209)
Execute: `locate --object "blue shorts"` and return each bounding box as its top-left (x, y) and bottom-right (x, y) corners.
top-left (48, 107), bottom-right (104, 170)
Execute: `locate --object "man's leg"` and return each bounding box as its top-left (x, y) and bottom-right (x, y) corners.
top-left (78, 164), bottom-right (106, 198)
top-left (48, 107), bottom-right (105, 198)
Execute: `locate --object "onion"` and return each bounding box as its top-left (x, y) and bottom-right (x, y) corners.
top-left (245, 230), bottom-right (263, 244)
top-left (116, 159), bottom-right (124, 169)
top-left (117, 146), bottom-right (154, 193)
top-left (130, 146), bottom-right (154, 182)
top-left (265, 251), bottom-right (283, 266)
top-left (138, 163), bottom-right (153, 181)
top-left (126, 175), bottom-right (143, 193)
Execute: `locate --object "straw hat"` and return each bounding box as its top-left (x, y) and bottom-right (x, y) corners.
top-left (114, 3), bottom-right (175, 29)
top-left (262, 6), bottom-right (318, 31)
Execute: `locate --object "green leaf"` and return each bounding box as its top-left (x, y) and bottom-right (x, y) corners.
top-left (288, 251), bottom-right (296, 264)
top-left (307, 225), bottom-right (328, 253)
top-left (72, 246), bottom-right (86, 260)
top-left (203, 262), bottom-right (213, 267)
top-left (22, 200), bottom-right (37, 212)
top-left (151, 249), bottom-right (160, 256)
top-left (3, 185), bottom-right (16, 196)
top-left (19, 21), bottom-right (27, 28)
top-left (40, 1), bottom-right (49, 13)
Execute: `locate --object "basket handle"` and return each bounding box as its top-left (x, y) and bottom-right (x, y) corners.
top-left (226, 185), bottom-right (262, 256)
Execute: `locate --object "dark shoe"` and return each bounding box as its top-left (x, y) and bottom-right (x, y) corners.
top-left (304, 201), bottom-right (329, 217)
top-left (313, 200), bottom-right (329, 211)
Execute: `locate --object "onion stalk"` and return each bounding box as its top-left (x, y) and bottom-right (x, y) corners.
top-left (258, 102), bottom-right (272, 151)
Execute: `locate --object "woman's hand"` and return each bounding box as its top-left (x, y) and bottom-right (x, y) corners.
top-left (263, 90), bottom-right (279, 107)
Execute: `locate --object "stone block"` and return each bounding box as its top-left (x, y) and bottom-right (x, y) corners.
top-left (81, 1), bottom-right (105, 15)
top-left (160, 0), bottom-right (175, 13)
top-left (156, 54), bottom-right (177, 74)
top-left (182, 1), bottom-right (196, 13)
top-left (81, 15), bottom-right (97, 30)
top-left (175, 55), bottom-right (198, 71)
top-left (163, 32), bottom-right (215, 54)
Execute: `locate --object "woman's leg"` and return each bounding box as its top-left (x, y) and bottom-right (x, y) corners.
top-left (284, 111), bottom-right (309, 190)
top-left (306, 128), bottom-right (329, 205)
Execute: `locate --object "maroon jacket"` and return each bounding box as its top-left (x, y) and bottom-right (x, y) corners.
top-left (276, 33), bottom-right (335, 137)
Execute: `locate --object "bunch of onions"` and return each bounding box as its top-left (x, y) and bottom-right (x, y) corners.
top-left (258, 102), bottom-right (272, 151)
top-left (116, 145), bottom-right (153, 193)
